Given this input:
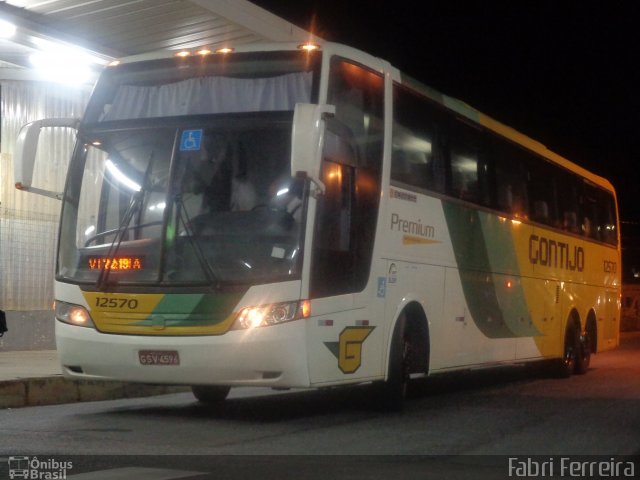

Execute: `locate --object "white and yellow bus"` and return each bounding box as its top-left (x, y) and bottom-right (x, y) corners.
top-left (14, 41), bottom-right (620, 409)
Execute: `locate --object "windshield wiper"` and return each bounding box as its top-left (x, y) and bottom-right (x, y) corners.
top-left (95, 189), bottom-right (144, 290)
top-left (96, 152), bottom-right (156, 289)
top-left (172, 193), bottom-right (220, 287)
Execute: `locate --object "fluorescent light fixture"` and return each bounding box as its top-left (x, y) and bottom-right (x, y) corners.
top-left (148, 201), bottom-right (166, 212)
top-left (29, 39), bottom-right (106, 84)
top-left (105, 159), bottom-right (141, 192)
top-left (30, 52), bottom-right (93, 84)
top-left (31, 37), bottom-right (106, 65)
top-left (0, 19), bottom-right (16, 38)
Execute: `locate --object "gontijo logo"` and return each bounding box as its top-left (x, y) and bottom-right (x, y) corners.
top-left (324, 326), bottom-right (375, 374)
top-left (528, 234), bottom-right (584, 272)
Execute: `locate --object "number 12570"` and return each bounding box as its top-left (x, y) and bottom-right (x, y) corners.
top-left (95, 297), bottom-right (139, 309)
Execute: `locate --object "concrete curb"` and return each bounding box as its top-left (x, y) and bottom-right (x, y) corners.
top-left (0, 376), bottom-right (188, 409)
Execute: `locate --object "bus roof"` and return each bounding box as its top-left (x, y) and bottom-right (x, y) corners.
top-left (107, 40), bottom-right (615, 195)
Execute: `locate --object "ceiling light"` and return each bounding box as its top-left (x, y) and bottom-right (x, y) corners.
top-left (28, 40), bottom-right (105, 84)
top-left (0, 19), bottom-right (16, 38)
top-left (29, 52), bottom-right (92, 84)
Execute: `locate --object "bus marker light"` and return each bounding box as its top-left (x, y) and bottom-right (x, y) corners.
top-left (300, 300), bottom-right (311, 318)
top-left (215, 47), bottom-right (234, 54)
top-left (298, 43), bottom-right (320, 52)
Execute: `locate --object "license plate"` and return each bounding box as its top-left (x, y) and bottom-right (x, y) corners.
top-left (139, 350), bottom-right (180, 366)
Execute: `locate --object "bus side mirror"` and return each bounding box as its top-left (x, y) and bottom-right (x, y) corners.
top-left (14, 118), bottom-right (79, 200)
top-left (291, 103), bottom-right (335, 195)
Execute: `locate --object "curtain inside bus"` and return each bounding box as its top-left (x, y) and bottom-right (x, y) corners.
top-left (100, 72), bottom-right (312, 121)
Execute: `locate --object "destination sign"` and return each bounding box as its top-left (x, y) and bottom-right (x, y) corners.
top-left (87, 256), bottom-right (144, 271)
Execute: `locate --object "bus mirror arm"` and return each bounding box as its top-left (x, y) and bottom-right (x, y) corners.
top-left (291, 103), bottom-right (335, 192)
top-left (294, 171), bottom-right (325, 200)
top-left (308, 175), bottom-right (326, 199)
top-left (14, 184), bottom-right (63, 200)
top-left (310, 177), bottom-right (326, 198)
top-left (14, 117), bottom-right (79, 200)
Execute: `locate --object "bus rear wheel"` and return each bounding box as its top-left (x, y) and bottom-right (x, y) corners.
top-left (555, 322), bottom-right (580, 378)
top-left (191, 385), bottom-right (230, 404)
top-left (574, 331), bottom-right (591, 375)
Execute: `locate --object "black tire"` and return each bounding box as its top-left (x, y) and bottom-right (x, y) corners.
top-left (586, 318), bottom-right (597, 355)
top-left (555, 322), bottom-right (580, 378)
top-left (191, 385), bottom-right (230, 404)
top-left (574, 330), bottom-right (591, 375)
top-left (375, 314), bottom-right (410, 411)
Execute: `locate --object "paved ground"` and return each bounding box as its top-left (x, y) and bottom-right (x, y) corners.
top-left (2, 333), bottom-right (639, 409)
top-left (0, 350), bottom-right (186, 408)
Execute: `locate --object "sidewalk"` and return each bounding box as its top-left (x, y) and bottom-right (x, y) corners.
top-left (0, 350), bottom-right (187, 408)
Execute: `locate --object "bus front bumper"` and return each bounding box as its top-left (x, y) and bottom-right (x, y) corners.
top-left (55, 320), bottom-right (310, 388)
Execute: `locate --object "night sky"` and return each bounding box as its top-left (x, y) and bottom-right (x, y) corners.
top-left (253, 1), bottom-right (640, 222)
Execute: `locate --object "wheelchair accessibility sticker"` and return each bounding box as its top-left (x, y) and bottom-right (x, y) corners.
top-left (180, 129), bottom-right (203, 151)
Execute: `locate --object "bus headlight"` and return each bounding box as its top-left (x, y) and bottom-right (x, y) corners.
top-left (234, 300), bottom-right (310, 329)
top-left (55, 301), bottom-right (95, 328)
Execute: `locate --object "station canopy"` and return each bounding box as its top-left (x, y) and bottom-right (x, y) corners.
top-left (0, 0), bottom-right (313, 82)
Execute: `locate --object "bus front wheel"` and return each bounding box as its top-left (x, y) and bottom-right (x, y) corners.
top-left (375, 313), bottom-right (410, 411)
top-left (191, 385), bottom-right (230, 404)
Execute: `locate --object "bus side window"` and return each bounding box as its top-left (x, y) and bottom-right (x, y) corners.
top-left (311, 160), bottom-right (356, 297)
top-left (446, 119), bottom-right (486, 205)
top-left (450, 147), bottom-right (479, 203)
top-left (581, 183), bottom-right (600, 240)
top-left (527, 159), bottom-right (558, 227)
top-left (312, 57), bottom-right (384, 298)
top-left (327, 57), bottom-right (384, 172)
top-left (557, 172), bottom-right (580, 234)
top-left (597, 189), bottom-right (618, 245)
top-left (487, 136), bottom-right (529, 219)
top-left (391, 84), bottom-right (444, 193)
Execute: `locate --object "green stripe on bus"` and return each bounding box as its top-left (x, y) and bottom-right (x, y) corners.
top-left (134, 292), bottom-right (244, 327)
top-left (479, 214), bottom-right (540, 337)
top-left (443, 202), bottom-right (539, 338)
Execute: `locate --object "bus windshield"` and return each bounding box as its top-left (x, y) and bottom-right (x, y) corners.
top-left (57, 50), bottom-right (320, 288)
top-left (58, 113), bottom-right (305, 287)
